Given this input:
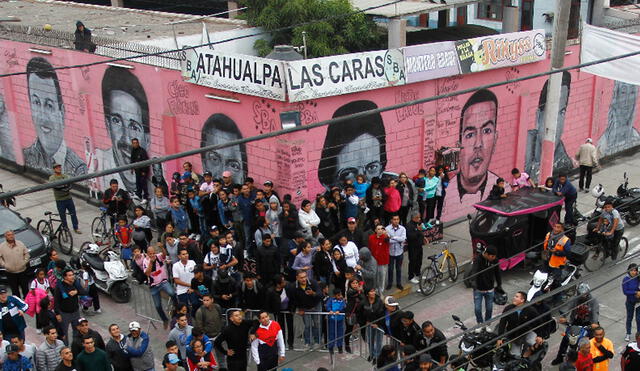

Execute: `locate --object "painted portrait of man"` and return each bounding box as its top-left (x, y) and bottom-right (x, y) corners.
top-left (317, 100), bottom-right (387, 190)
top-left (0, 92), bottom-right (15, 162)
top-left (23, 57), bottom-right (87, 175)
top-left (97, 66), bottom-right (150, 192)
top-left (200, 113), bottom-right (247, 184)
top-left (598, 80), bottom-right (640, 157)
top-left (445, 89), bottom-right (500, 209)
top-left (525, 71), bottom-right (573, 182)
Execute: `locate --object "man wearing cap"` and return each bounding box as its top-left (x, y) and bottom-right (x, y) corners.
top-left (54, 347), bottom-right (77, 371)
top-left (125, 321), bottom-right (155, 371)
top-left (0, 285), bottom-right (28, 341)
top-left (418, 353), bottom-right (434, 370)
top-left (382, 296), bottom-right (404, 340)
top-left (71, 318), bottom-right (105, 357)
top-left (263, 180), bottom-right (279, 202)
top-left (49, 163), bottom-right (81, 234)
top-left (575, 137), bottom-right (599, 193)
top-left (130, 138), bottom-right (150, 200)
top-left (76, 334), bottom-right (110, 371)
top-left (471, 245), bottom-right (502, 324)
top-left (3, 343), bottom-right (32, 370)
top-left (164, 353), bottom-right (186, 371)
top-left (334, 217), bottom-right (366, 249)
top-left (221, 171), bottom-right (234, 194)
top-left (0, 230), bottom-right (30, 298)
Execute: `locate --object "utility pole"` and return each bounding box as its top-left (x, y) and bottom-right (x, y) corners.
top-left (539, 0), bottom-right (571, 181)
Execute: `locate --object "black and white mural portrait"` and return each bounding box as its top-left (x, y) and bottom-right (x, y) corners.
top-left (598, 80), bottom-right (640, 156)
top-left (200, 113), bottom-right (248, 184)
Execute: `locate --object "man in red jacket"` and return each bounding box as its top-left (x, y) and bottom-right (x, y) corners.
top-left (368, 225), bottom-right (389, 294)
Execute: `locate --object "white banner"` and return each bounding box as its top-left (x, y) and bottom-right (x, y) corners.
top-left (581, 23), bottom-right (640, 86)
top-left (285, 50), bottom-right (405, 102)
top-left (182, 48), bottom-right (287, 101)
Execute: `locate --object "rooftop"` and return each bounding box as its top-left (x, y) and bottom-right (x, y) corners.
top-left (350, 0), bottom-right (479, 18)
top-left (0, 0), bottom-right (247, 41)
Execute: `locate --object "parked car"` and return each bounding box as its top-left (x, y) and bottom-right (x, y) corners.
top-left (0, 206), bottom-right (50, 282)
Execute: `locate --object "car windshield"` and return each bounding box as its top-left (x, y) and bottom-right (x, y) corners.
top-left (0, 208), bottom-right (27, 234)
top-left (473, 212), bottom-right (510, 234)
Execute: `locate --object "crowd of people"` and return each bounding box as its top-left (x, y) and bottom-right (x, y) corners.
top-left (0, 134), bottom-right (638, 371)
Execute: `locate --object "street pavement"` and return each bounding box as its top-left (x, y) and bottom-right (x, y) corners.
top-left (1, 149), bottom-right (639, 370)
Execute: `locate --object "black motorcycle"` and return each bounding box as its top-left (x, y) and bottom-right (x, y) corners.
top-left (450, 315), bottom-right (499, 370)
top-left (491, 342), bottom-right (548, 371)
top-left (591, 172), bottom-right (640, 226)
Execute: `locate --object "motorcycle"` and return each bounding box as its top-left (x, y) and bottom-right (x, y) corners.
top-left (0, 184), bottom-right (16, 208)
top-left (564, 324), bottom-right (591, 353)
top-left (591, 172), bottom-right (640, 226)
top-left (491, 342), bottom-right (548, 371)
top-left (71, 243), bottom-right (131, 303)
top-left (450, 314), bottom-right (499, 370)
top-left (527, 263), bottom-right (582, 302)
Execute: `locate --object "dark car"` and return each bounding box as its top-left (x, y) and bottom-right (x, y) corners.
top-left (0, 206), bottom-right (50, 281)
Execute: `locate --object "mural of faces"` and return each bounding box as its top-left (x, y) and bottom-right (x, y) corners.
top-left (599, 80), bottom-right (640, 156)
top-left (0, 92), bottom-right (14, 161)
top-left (318, 101), bottom-right (386, 189)
top-left (102, 66), bottom-right (150, 189)
top-left (458, 89), bottom-right (498, 191)
top-left (200, 113), bottom-right (247, 184)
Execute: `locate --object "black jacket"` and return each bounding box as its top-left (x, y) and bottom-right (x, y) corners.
top-left (315, 206), bottom-right (337, 238)
top-left (280, 207), bottom-right (300, 239)
top-left (255, 244), bottom-right (281, 279)
top-left (130, 146), bottom-right (149, 176)
top-left (265, 285), bottom-right (294, 314)
top-left (397, 321), bottom-right (422, 348)
top-left (473, 253), bottom-right (502, 291)
top-left (213, 320), bottom-right (257, 361)
top-left (102, 188), bottom-right (130, 216)
top-left (239, 280), bottom-right (265, 310)
top-left (288, 278), bottom-right (322, 310)
top-left (54, 280), bottom-right (86, 314)
top-left (71, 328), bottom-right (105, 357)
top-left (488, 185), bottom-right (505, 200)
top-left (396, 181), bottom-right (415, 207)
top-left (497, 304), bottom-right (539, 340)
top-left (74, 23), bottom-right (95, 52)
top-left (361, 296), bottom-right (385, 327)
top-left (406, 220), bottom-right (423, 248)
top-left (211, 277), bottom-right (238, 309)
top-left (105, 336), bottom-right (133, 371)
top-left (417, 327), bottom-right (449, 364)
top-left (312, 249), bottom-right (333, 282)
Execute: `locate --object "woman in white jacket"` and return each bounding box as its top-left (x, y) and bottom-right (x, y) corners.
top-left (298, 199), bottom-right (320, 239)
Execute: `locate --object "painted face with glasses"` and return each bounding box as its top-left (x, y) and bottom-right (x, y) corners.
top-left (335, 133), bottom-right (382, 183)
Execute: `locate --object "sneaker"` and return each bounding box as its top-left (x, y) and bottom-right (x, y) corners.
top-left (410, 277), bottom-right (420, 284)
top-left (94, 308), bottom-right (102, 314)
top-left (303, 344), bottom-right (312, 350)
top-left (396, 284), bottom-right (403, 290)
top-left (551, 357), bottom-right (564, 366)
top-left (74, 229), bottom-right (82, 234)
top-left (288, 345), bottom-right (294, 351)
top-left (584, 189), bottom-right (590, 194)
top-left (626, 334), bottom-right (631, 342)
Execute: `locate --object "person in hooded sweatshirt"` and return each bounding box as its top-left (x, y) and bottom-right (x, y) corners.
top-left (358, 247), bottom-right (377, 290)
top-left (265, 195), bottom-right (282, 245)
top-left (73, 21), bottom-right (95, 52)
top-left (168, 313), bottom-right (193, 360)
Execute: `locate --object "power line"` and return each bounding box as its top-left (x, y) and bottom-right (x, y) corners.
top-left (0, 0), bottom-right (404, 79)
top-left (2, 45), bottom-right (639, 201)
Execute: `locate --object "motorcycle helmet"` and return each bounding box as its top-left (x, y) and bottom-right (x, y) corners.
top-left (85, 243), bottom-right (100, 255)
top-left (493, 289), bottom-right (508, 305)
top-left (591, 184), bottom-right (604, 199)
top-left (577, 282), bottom-right (591, 296)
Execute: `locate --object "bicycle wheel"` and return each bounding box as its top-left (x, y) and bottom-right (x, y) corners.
top-left (56, 228), bottom-right (74, 255)
top-left (37, 220), bottom-right (52, 237)
top-left (619, 236), bottom-right (629, 259)
top-left (91, 217), bottom-right (108, 243)
top-left (419, 267), bottom-right (438, 296)
top-left (583, 246), bottom-right (606, 272)
top-left (447, 253), bottom-right (459, 282)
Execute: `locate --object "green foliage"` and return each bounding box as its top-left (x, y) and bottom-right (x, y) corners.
top-left (240, 0), bottom-right (384, 58)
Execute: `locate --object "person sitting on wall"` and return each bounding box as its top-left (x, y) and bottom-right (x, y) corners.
top-left (74, 21), bottom-right (96, 53)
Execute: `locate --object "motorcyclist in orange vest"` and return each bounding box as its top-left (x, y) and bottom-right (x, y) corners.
top-left (543, 223), bottom-right (572, 294)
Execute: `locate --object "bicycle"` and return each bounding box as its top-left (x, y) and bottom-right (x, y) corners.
top-left (91, 207), bottom-right (116, 244)
top-left (583, 231), bottom-right (629, 272)
top-left (37, 211), bottom-right (74, 255)
top-left (418, 239), bottom-right (459, 296)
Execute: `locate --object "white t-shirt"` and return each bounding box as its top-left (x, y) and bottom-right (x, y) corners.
top-left (82, 271), bottom-right (95, 286)
top-left (172, 260), bottom-right (196, 295)
top-left (29, 278), bottom-right (50, 292)
top-left (20, 343), bottom-right (36, 365)
top-left (335, 242), bottom-right (359, 268)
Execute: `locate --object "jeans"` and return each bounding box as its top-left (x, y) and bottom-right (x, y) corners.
top-left (327, 318), bottom-right (345, 350)
top-left (366, 326), bottom-right (383, 359)
top-left (56, 199), bottom-right (79, 230)
top-left (407, 243), bottom-right (423, 280)
top-left (135, 173), bottom-right (149, 199)
top-left (626, 300), bottom-right (640, 335)
top-left (150, 281), bottom-right (177, 322)
top-left (375, 265), bottom-right (388, 294)
top-left (564, 195), bottom-right (577, 225)
top-left (198, 215), bottom-right (207, 237)
top-left (579, 165), bottom-right (593, 191)
top-left (473, 289), bottom-right (495, 324)
top-left (301, 305), bottom-right (321, 345)
top-left (243, 223), bottom-right (253, 256)
top-left (177, 292), bottom-right (199, 316)
top-left (606, 228), bottom-right (624, 260)
top-left (388, 255), bottom-right (403, 287)
top-left (60, 310), bottom-right (81, 345)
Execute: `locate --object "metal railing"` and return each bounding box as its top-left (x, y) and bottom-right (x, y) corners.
top-left (0, 23), bottom-right (182, 69)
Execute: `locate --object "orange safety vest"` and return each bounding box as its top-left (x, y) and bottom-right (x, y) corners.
top-left (544, 233), bottom-right (569, 268)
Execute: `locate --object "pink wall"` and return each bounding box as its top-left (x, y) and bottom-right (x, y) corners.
top-left (0, 39), bottom-right (638, 222)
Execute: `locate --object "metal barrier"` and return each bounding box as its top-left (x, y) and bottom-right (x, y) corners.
top-left (130, 281), bottom-right (167, 331)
